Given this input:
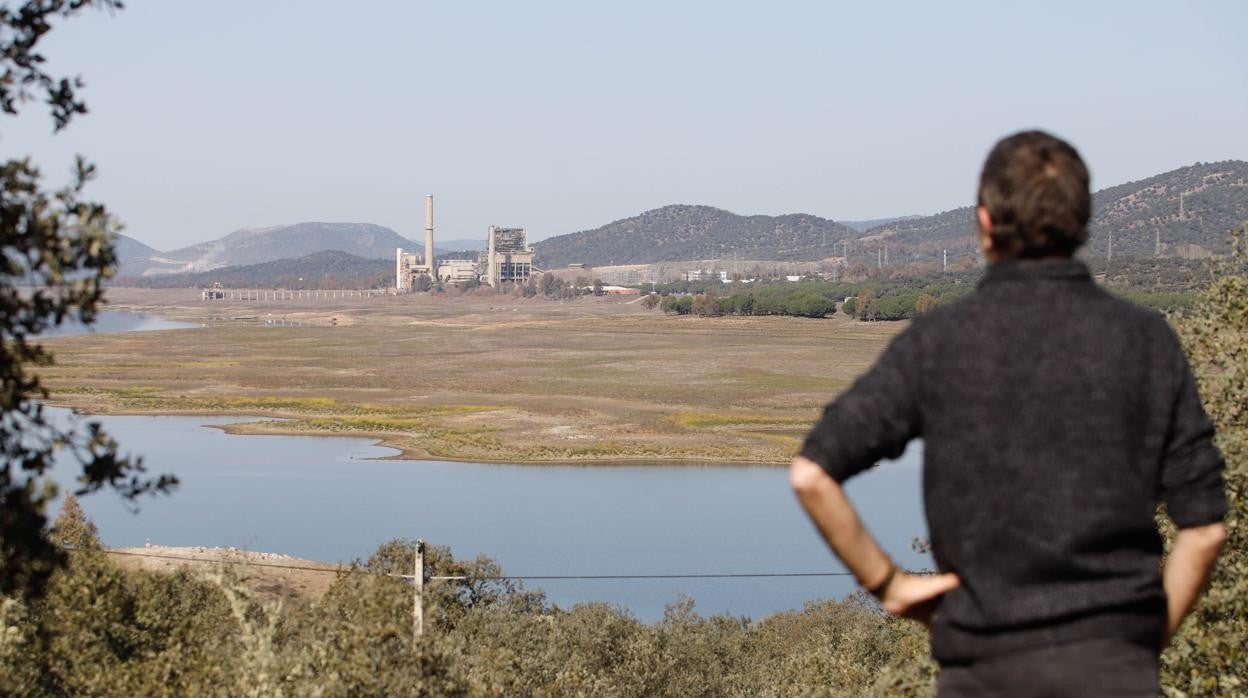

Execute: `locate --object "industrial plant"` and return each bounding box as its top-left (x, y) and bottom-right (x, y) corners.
top-left (395, 195), bottom-right (536, 291)
top-left (483, 226), bottom-right (534, 287)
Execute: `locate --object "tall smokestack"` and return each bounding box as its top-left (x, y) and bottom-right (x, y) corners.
top-left (487, 225), bottom-right (497, 287)
top-left (424, 194), bottom-right (435, 279)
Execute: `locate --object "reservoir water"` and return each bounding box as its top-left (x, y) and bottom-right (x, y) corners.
top-left (48, 406), bottom-right (928, 621)
top-left (36, 310), bottom-right (200, 338)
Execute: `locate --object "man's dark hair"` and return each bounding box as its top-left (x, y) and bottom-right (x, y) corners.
top-left (977, 130), bottom-right (1091, 259)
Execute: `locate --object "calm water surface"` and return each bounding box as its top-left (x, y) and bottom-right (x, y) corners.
top-left (37, 310), bottom-right (199, 337)
top-left (49, 407), bottom-right (928, 621)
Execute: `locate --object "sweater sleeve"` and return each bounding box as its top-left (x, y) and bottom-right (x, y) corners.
top-left (799, 323), bottom-right (923, 483)
top-left (1159, 349), bottom-right (1228, 528)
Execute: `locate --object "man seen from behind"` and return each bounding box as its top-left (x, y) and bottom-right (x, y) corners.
top-left (791, 130), bottom-right (1227, 696)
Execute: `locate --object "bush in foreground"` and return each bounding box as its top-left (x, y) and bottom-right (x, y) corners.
top-left (0, 512), bottom-right (933, 696)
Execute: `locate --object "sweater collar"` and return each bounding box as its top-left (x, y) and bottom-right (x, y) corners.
top-left (977, 258), bottom-right (1092, 289)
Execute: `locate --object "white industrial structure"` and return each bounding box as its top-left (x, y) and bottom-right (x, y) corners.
top-left (483, 226), bottom-right (534, 287)
top-left (436, 258), bottom-right (478, 284)
top-left (396, 194), bottom-right (437, 291)
top-left (396, 196), bottom-right (538, 291)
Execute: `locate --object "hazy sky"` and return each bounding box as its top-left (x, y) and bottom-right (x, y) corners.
top-left (8, 1), bottom-right (1247, 249)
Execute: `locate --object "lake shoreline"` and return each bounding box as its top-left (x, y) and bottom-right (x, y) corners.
top-left (45, 404), bottom-right (927, 621)
top-left (38, 296), bottom-right (900, 467)
top-left (45, 400), bottom-right (792, 467)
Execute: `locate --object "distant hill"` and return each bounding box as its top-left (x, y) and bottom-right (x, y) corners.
top-left (112, 234), bottom-right (181, 276)
top-left (840, 215), bottom-right (923, 233)
top-left (531, 162), bottom-right (1246, 269)
top-left (533, 205), bottom-right (858, 267)
top-left (153, 222), bottom-right (415, 274)
top-left (110, 160), bottom-right (1247, 283)
top-left (115, 233), bottom-right (159, 261)
top-left (1085, 160), bottom-right (1248, 259)
top-left (858, 160), bottom-right (1248, 264)
top-left (114, 222), bottom-right (482, 279)
top-left (120, 250), bottom-right (393, 289)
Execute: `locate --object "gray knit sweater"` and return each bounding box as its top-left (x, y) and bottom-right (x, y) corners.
top-left (800, 258), bottom-right (1227, 664)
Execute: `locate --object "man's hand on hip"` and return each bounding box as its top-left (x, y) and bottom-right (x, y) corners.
top-left (879, 571), bottom-right (961, 625)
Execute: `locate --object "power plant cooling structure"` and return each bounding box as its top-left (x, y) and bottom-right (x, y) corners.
top-left (424, 194), bottom-right (435, 278)
top-left (395, 195), bottom-right (536, 290)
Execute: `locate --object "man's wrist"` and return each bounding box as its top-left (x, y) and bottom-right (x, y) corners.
top-left (865, 562), bottom-right (897, 600)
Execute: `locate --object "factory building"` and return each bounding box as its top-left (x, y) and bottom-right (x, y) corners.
top-left (396, 194), bottom-right (437, 291)
top-left (395, 196), bottom-right (538, 290)
top-left (436, 258), bottom-right (478, 284)
top-left (483, 226), bottom-right (534, 287)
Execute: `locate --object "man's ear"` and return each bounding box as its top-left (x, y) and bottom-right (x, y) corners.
top-left (976, 206), bottom-right (995, 259)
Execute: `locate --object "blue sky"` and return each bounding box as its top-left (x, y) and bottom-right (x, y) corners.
top-left (7, 0), bottom-right (1247, 249)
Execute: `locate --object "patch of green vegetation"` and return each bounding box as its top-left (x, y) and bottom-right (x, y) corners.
top-left (4, 517), bottom-right (938, 696)
top-left (742, 430), bottom-right (805, 449)
top-left (667, 411), bottom-right (810, 430)
top-left (111, 386), bottom-right (163, 397)
top-left (1109, 288), bottom-right (1199, 314)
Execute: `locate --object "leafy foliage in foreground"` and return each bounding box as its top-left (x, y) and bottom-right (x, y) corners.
top-left (0, 0), bottom-right (173, 600)
top-left (1162, 226), bottom-right (1248, 696)
top-left (0, 513), bottom-right (934, 697)
top-left (1, 237), bottom-right (1243, 694)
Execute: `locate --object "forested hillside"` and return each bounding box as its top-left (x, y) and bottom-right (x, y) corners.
top-left (859, 160), bottom-right (1248, 265)
top-left (1085, 159), bottom-right (1248, 258)
top-left (534, 162), bottom-right (1247, 269)
top-left (534, 205), bottom-right (858, 267)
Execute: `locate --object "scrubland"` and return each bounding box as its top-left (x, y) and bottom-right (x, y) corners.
top-left (40, 289), bottom-right (901, 465)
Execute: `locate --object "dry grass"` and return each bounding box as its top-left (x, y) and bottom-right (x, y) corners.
top-left (39, 288), bottom-right (903, 464)
top-left (108, 546), bottom-right (342, 603)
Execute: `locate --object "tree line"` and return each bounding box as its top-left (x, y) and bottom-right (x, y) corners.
top-left (643, 269), bottom-right (1204, 320)
top-left (2, 501), bottom-right (936, 696)
top-left (642, 279), bottom-right (974, 320)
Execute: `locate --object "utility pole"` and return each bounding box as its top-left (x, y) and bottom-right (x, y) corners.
top-left (413, 539), bottom-right (425, 642)
top-left (883, 245), bottom-right (888, 267)
top-left (1107, 229), bottom-right (1113, 263)
top-left (942, 249), bottom-right (948, 273)
top-left (1155, 228), bottom-right (1161, 257)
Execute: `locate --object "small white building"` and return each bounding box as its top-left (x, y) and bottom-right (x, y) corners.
top-left (684, 269), bottom-right (729, 282)
top-left (437, 259), bottom-right (478, 284)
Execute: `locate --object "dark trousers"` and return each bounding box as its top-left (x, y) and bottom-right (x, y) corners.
top-left (937, 638), bottom-right (1159, 697)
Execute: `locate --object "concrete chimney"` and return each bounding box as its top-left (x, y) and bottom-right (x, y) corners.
top-left (396, 247), bottom-right (405, 290)
top-left (424, 194), bottom-right (435, 278)
top-left (487, 225), bottom-right (497, 287)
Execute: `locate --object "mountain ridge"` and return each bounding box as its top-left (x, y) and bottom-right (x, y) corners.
top-left (111, 160), bottom-right (1248, 281)
top-left (532, 160), bottom-right (1248, 268)
top-left (534, 205), bottom-right (859, 268)
top-left (116, 222), bottom-right (422, 278)
top-left (118, 249), bottom-right (392, 289)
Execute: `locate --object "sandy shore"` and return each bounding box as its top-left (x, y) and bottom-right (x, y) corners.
top-left (107, 544), bottom-right (344, 601)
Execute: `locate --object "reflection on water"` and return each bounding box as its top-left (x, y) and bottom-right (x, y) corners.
top-left (36, 310), bottom-right (200, 338)
top-left (47, 407), bottom-right (928, 621)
